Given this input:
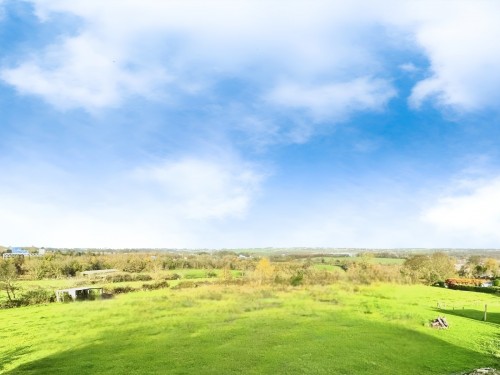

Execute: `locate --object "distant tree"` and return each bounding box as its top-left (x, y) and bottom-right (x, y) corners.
top-left (484, 258), bottom-right (499, 277)
top-left (402, 255), bottom-right (429, 283)
top-left (460, 255), bottom-right (491, 278)
top-left (0, 259), bottom-right (20, 302)
top-left (402, 252), bottom-right (456, 284)
top-left (254, 258), bottom-right (275, 285)
top-left (222, 264), bottom-right (233, 284)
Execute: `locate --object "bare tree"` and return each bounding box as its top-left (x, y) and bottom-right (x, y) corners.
top-left (0, 259), bottom-right (20, 302)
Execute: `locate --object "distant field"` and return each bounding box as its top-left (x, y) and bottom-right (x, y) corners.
top-left (311, 257), bottom-right (405, 265)
top-left (1, 283), bottom-right (498, 374)
top-left (368, 257), bottom-right (406, 265)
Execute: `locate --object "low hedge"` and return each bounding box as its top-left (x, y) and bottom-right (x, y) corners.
top-left (142, 281), bottom-right (169, 291)
top-left (447, 284), bottom-right (500, 294)
top-left (104, 273), bottom-right (153, 283)
top-left (0, 288), bottom-right (55, 309)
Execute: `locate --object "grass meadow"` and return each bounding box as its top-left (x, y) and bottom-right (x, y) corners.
top-left (0, 283), bottom-right (499, 374)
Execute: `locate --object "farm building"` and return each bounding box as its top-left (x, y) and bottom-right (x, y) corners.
top-left (55, 287), bottom-right (104, 302)
top-left (2, 247), bottom-right (30, 259)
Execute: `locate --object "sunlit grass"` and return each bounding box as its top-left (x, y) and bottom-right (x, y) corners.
top-left (1, 283), bottom-right (499, 374)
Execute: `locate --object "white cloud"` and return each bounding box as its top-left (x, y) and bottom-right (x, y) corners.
top-left (133, 157), bottom-right (264, 220)
top-left (0, 192), bottom-right (190, 248)
top-left (1, 33), bottom-right (170, 110)
top-left (0, 155), bottom-right (266, 248)
top-left (422, 177), bottom-right (500, 244)
top-left (266, 77), bottom-right (396, 122)
top-left (399, 63), bottom-right (419, 73)
top-left (1, 1), bottom-right (390, 115)
top-left (393, 1), bottom-right (500, 111)
top-left (3, 1), bottom-right (500, 116)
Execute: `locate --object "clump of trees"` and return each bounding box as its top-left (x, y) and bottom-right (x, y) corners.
top-left (401, 252), bottom-right (456, 284)
top-left (459, 256), bottom-right (499, 278)
top-left (17, 252), bottom-right (252, 280)
top-left (4, 248), bottom-right (491, 310)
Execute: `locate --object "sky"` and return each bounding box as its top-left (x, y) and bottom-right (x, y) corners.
top-left (1, 0), bottom-right (500, 249)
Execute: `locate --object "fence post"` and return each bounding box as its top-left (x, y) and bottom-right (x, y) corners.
top-left (483, 304), bottom-right (487, 322)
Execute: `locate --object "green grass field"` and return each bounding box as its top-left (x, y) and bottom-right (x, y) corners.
top-left (0, 283), bottom-right (498, 374)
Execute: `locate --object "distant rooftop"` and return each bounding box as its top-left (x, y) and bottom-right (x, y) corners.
top-left (10, 247), bottom-right (29, 254)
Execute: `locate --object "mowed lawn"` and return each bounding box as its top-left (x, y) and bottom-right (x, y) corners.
top-left (0, 284), bottom-right (499, 375)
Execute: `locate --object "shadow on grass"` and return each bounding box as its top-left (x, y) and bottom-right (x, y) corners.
top-left (4, 316), bottom-right (500, 375)
top-left (435, 308), bottom-right (500, 326)
top-left (0, 347), bottom-right (32, 373)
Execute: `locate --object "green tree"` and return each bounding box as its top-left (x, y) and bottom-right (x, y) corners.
top-left (402, 252), bottom-right (456, 285)
top-left (484, 258), bottom-right (499, 277)
top-left (460, 255), bottom-right (485, 278)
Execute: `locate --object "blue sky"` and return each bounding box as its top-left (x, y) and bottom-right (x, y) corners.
top-left (2, 0), bottom-right (500, 248)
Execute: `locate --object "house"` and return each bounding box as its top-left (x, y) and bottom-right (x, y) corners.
top-left (2, 247), bottom-right (30, 259)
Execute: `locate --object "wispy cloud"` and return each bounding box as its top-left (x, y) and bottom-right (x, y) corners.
top-left (266, 77), bottom-right (396, 122)
top-left (133, 156), bottom-right (265, 220)
top-left (1, 33), bottom-right (170, 110)
top-left (0, 154), bottom-right (266, 247)
top-left (1, 1), bottom-right (394, 137)
top-left (397, 2), bottom-right (500, 111)
top-left (422, 176), bottom-right (500, 245)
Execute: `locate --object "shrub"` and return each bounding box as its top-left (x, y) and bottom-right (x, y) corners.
top-left (142, 281), bottom-right (169, 291)
top-left (107, 285), bottom-right (137, 294)
top-left (134, 274), bottom-right (153, 281)
top-left (20, 288), bottom-right (56, 305)
top-left (103, 273), bottom-right (153, 283)
top-left (163, 273), bottom-right (181, 280)
top-left (445, 278), bottom-right (486, 287)
top-left (0, 300), bottom-right (23, 309)
top-left (105, 273), bottom-right (133, 282)
top-left (290, 271), bottom-right (304, 286)
top-left (173, 281), bottom-right (197, 289)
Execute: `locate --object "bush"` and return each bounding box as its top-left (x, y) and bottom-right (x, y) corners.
top-left (494, 279), bottom-right (500, 287)
top-left (105, 273), bottom-right (133, 282)
top-left (134, 274), bottom-right (153, 281)
top-left (20, 288), bottom-right (56, 305)
top-left (445, 278), bottom-right (486, 287)
top-left (0, 288), bottom-right (55, 308)
top-left (290, 271), bottom-right (304, 286)
top-left (173, 281), bottom-right (197, 289)
top-left (142, 281), bottom-right (169, 291)
top-left (0, 300), bottom-right (23, 309)
top-left (103, 273), bottom-right (153, 283)
top-left (106, 285), bottom-right (137, 294)
top-left (163, 273), bottom-right (181, 280)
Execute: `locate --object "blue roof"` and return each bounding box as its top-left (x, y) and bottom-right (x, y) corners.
top-left (11, 247), bottom-right (29, 254)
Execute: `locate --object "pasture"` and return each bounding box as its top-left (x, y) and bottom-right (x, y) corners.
top-left (0, 283), bottom-right (498, 374)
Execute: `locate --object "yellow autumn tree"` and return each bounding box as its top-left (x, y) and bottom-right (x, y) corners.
top-left (254, 257), bottom-right (275, 285)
